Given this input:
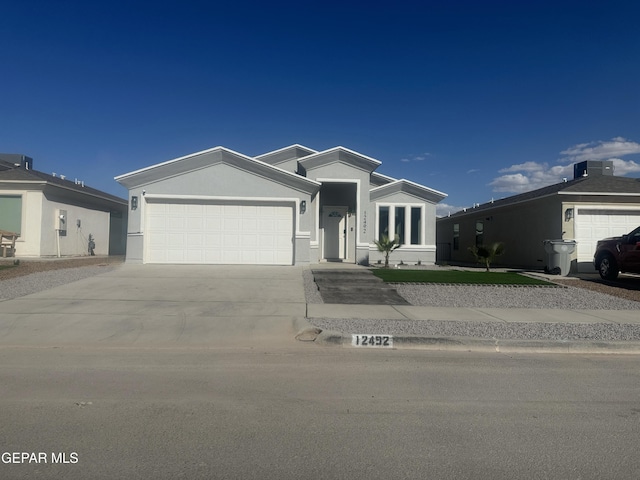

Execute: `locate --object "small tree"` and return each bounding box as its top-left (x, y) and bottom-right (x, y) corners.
top-left (468, 242), bottom-right (505, 272)
top-left (374, 234), bottom-right (401, 268)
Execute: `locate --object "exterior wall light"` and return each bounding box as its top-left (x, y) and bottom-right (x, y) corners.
top-left (131, 196), bottom-right (138, 210)
top-left (300, 200), bottom-right (306, 214)
top-left (564, 208), bottom-right (574, 221)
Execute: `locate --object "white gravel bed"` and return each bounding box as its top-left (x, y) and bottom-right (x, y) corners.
top-left (308, 317), bottom-right (640, 341)
top-left (0, 265), bottom-right (118, 301)
top-left (395, 284), bottom-right (640, 310)
top-left (303, 268), bottom-right (324, 304)
top-left (303, 275), bottom-right (640, 341)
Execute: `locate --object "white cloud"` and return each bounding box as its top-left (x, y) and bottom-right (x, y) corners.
top-left (499, 161), bottom-right (545, 173)
top-left (467, 168), bottom-right (480, 174)
top-left (560, 137), bottom-right (640, 162)
top-left (489, 137), bottom-right (640, 194)
top-left (436, 202), bottom-right (467, 217)
top-left (609, 158), bottom-right (640, 175)
top-left (400, 152), bottom-right (431, 163)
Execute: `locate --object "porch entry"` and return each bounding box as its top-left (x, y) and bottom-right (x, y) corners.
top-left (323, 206), bottom-right (347, 260)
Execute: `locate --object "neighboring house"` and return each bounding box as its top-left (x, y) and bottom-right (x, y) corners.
top-left (0, 154), bottom-right (128, 257)
top-left (115, 145), bottom-right (447, 265)
top-left (436, 160), bottom-right (640, 273)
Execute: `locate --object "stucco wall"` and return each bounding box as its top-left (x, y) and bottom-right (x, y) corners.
top-left (40, 196), bottom-right (110, 256)
top-left (436, 196), bottom-right (562, 269)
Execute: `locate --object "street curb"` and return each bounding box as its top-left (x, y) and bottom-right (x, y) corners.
top-left (312, 330), bottom-right (640, 355)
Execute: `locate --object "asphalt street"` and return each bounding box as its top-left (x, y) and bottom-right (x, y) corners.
top-left (1, 346), bottom-right (639, 480)
top-left (1, 264), bottom-right (639, 479)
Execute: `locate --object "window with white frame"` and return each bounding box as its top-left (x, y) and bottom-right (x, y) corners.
top-left (453, 223), bottom-right (460, 250)
top-left (0, 195), bottom-right (22, 234)
top-left (377, 204), bottom-right (424, 245)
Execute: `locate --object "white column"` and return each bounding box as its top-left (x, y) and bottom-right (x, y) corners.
top-left (404, 206), bottom-right (411, 246)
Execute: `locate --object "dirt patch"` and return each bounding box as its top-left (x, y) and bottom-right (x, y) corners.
top-left (0, 256), bottom-right (124, 281)
top-left (553, 276), bottom-right (640, 304)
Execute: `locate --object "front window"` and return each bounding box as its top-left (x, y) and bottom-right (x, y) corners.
top-left (377, 204), bottom-right (425, 246)
top-left (378, 206), bottom-right (389, 240)
top-left (0, 195), bottom-right (22, 234)
top-left (475, 221), bottom-right (484, 247)
top-left (453, 224), bottom-right (459, 250)
top-left (410, 207), bottom-right (421, 245)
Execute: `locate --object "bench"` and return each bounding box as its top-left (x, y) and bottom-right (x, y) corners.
top-left (0, 230), bottom-right (19, 258)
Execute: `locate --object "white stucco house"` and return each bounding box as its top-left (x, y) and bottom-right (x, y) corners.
top-left (115, 144), bottom-right (447, 265)
top-left (0, 154), bottom-right (128, 257)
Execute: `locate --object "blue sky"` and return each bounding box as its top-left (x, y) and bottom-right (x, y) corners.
top-left (3, 1), bottom-right (639, 215)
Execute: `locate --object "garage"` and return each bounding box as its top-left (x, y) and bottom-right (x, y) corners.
top-left (145, 200), bottom-right (294, 265)
top-left (575, 208), bottom-right (640, 266)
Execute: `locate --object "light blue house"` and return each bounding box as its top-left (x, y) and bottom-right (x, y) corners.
top-left (115, 144), bottom-right (446, 265)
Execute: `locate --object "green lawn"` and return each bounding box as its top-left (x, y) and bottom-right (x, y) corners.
top-left (372, 269), bottom-right (554, 286)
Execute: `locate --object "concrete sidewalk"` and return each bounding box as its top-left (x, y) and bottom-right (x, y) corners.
top-left (307, 303), bottom-right (640, 324)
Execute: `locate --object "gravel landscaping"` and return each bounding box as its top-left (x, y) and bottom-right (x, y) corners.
top-left (304, 268), bottom-right (640, 341)
top-left (0, 257), bottom-right (122, 301)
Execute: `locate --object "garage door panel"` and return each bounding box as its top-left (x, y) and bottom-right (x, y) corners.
top-left (186, 234), bottom-right (204, 248)
top-left (166, 233), bottom-right (184, 247)
top-left (223, 218), bottom-right (240, 231)
top-left (145, 201), bottom-right (293, 265)
top-left (240, 235), bottom-right (258, 248)
top-left (575, 209), bottom-right (640, 264)
top-left (205, 234), bottom-right (223, 247)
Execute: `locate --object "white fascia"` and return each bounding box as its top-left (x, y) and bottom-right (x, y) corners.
top-left (114, 146), bottom-right (226, 181)
top-left (559, 191), bottom-right (640, 197)
top-left (115, 146), bottom-right (320, 190)
top-left (301, 146), bottom-right (382, 167)
top-left (371, 171), bottom-right (397, 183)
top-left (254, 144), bottom-right (317, 159)
top-left (370, 178), bottom-right (447, 199)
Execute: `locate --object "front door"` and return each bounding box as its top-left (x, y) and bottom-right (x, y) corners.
top-left (323, 206), bottom-right (347, 260)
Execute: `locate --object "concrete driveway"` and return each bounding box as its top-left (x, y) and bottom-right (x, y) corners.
top-left (0, 264), bottom-right (309, 348)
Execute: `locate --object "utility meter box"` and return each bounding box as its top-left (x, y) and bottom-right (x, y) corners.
top-left (56, 209), bottom-right (67, 235)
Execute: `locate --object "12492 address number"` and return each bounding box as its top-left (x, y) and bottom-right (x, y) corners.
top-left (352, 334), bottom-right (393, 348)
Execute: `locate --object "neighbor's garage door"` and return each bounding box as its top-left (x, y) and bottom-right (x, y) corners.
top-left (145, 201), bottom-right (293, 265)
top-left (575, 208), bottom-right (640, 265)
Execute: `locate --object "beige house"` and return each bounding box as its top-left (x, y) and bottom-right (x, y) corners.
top-left (0, 154), bottom-right (127, 257)
top-left (436, 161), bottom-right (640, 273)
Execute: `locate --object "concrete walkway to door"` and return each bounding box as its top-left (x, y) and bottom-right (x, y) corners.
top-left (0, 265), bottom-right (309, 348)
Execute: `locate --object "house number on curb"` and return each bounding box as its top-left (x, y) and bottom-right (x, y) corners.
top-left (352, 334), bottom-right (393, 348)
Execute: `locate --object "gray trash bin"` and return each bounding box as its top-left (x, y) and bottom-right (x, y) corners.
top-left (543, 239), bottom-right (577, 276)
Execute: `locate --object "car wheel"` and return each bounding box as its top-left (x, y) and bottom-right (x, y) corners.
top-left (599, 254), bottom-right (619, 280)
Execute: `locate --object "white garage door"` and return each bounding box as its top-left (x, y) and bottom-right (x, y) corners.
top-left (145, 201), bottom-right (294, 265)
top-left (575, 208), bottom-right (640, 265)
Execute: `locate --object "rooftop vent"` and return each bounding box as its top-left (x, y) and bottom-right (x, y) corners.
top-left (573, 160), bottom-right (614, 179)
